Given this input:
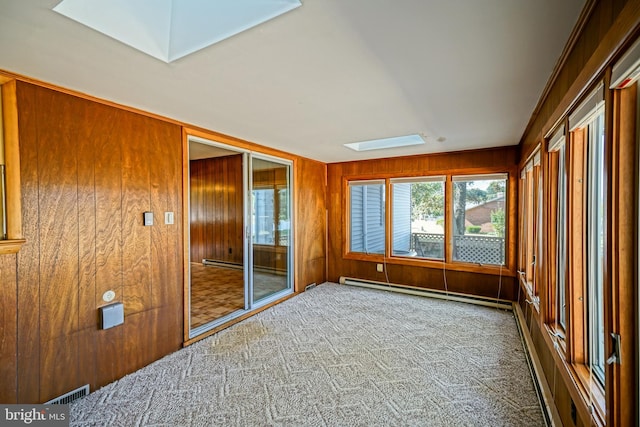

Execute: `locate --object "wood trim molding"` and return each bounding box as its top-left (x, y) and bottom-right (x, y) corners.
top-left (0, 80), bottom-right (24, 254)
top-left (181, 128), bottom-right (191, 343)
top-left (0, 239), bottom-right (26, 255)
top-left (609, 84), bottom-right (637, 427)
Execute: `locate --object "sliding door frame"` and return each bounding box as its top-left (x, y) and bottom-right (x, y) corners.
top-left (249, 152), bottom-right (295, 310)
top-left (183, 132), bottom-right (295, 342)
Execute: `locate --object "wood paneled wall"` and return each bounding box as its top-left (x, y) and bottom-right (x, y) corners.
top-left (326, 147), bottom-right (518, 300)
top-left (0, 253), bottom-right (18, 403)
top-left (189, 155), bottom-right (243, 265)
top-left (517, 1), bottom-right (640, 425)
top-left (294, 157), bottom-right (327, 290)
top-left (0, 76), bottom-right (328, 401)
top-left (521, 0), bottom-right (635, 160)
top-left (3, 82), bottom-right (183, 403)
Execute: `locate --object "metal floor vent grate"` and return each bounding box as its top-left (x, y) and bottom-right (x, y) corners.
top-left (45, 384), bottom-right (89, 405)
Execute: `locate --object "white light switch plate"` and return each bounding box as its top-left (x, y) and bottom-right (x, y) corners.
top-left (165, 212), bottom-right (174, 225)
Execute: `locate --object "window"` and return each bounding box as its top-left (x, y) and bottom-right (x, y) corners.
top-left (276, 187), bottom-right (289, 246)
top-left (391, 176), bottom-right (445, 259)
top-left (548, 126), bottom-right (567, 331)
top-left (346, 172), bottom-right (511, 271)
top-left (253, 189), bottom-right (275, 245)
top-left (252, 162), bottom-right (290, 247)
top-left (568, 83), bottom-right (606, 388)
top-left (452, 174), bottom-right (507, 265)
top-left (585, 107), bottom-right (606, 385)
top-left (518, 150), bottom-right (542, 300)
top-left (349, 180), bottom-right (385, 254)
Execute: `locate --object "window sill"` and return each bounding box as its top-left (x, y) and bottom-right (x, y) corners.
top-left (344, 252), bottom-right (515, 277)
top-left (0, 239), bottom-right (26, 255)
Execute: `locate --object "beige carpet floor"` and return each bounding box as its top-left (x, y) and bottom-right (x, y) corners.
top-left (71, 282), bottom-right (544, 426)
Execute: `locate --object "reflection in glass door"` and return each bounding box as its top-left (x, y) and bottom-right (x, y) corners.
top-left (186, 135), bottom-right (293, 340)
top-left (188, 140), bottom-right (247, 336)
top-left (251, 157), bottom-right (292, 304)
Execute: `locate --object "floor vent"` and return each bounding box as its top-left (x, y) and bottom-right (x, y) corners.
top-left (45, 384), bottom-right (89, 405)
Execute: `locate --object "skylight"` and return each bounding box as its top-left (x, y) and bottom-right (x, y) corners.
top-left (53, 0), bottom-right (302, 63)
top-left (344, 134), bottom-right (426, 152)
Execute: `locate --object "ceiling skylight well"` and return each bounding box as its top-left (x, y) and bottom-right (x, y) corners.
top-left (53, 0), bottom-right (302, 63)
top-left (344, 134), bottom-right (426, 152)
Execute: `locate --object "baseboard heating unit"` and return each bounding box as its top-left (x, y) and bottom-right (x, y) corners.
top-left (338, 276), bottom-right (512, 310)
top-left (513, 304), bottom-right (560, 426)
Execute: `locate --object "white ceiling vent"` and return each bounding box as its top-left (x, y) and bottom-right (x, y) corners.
top-left (53, 0), bottom-right (302, 63)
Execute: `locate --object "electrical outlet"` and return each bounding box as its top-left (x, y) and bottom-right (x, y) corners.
top-left (376, 263), bottom-right (384, 273)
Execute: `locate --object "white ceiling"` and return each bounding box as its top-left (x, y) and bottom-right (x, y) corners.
top-left (0, 0), bottom-right (585, 163)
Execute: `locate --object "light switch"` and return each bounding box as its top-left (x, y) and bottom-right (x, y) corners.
top-left (165, 212), bottom-right (174, 225)
top-left (143, 211), bottom-right (153, 226)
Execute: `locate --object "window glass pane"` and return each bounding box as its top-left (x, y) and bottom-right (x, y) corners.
top-left (452, 176), bottom-right (507, 265)
top-left (556, 144), bottom-right (567, 328)
top-left (277, 187), bottom-right (289, 246)
top-left (349, 182), bottom-right (385, 254)
top-left (391, 180), bottom-right (444, 259)
top-left (587, 110), bottom-right (606, 385)
top-left (252, 189), bottom-right (275, 245)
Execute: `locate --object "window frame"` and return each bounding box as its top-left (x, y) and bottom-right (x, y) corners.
top-left (566, 82), bottom-right (607, 418)
top-left (0, 78), bottom-right (25, 255)
top-left (451, 173), bottom-right (508, 266)
top-left (389, 175), bottom-right (446, 260)
top-left (547, 125), bottom-right (568, 342)
top-left (518, 148), bottom-right (542, 307)
top-left (608, 40), bottom-right (640, 427)
top-left (346, 179), bottom-right (387, 257)
top-left (344, 169), bottom-right (516, 277)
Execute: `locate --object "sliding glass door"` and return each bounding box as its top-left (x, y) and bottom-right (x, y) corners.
top-left (250, 156), bottom-right (292, 305)
top-left (187, 136), bottom-right (293, 339)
